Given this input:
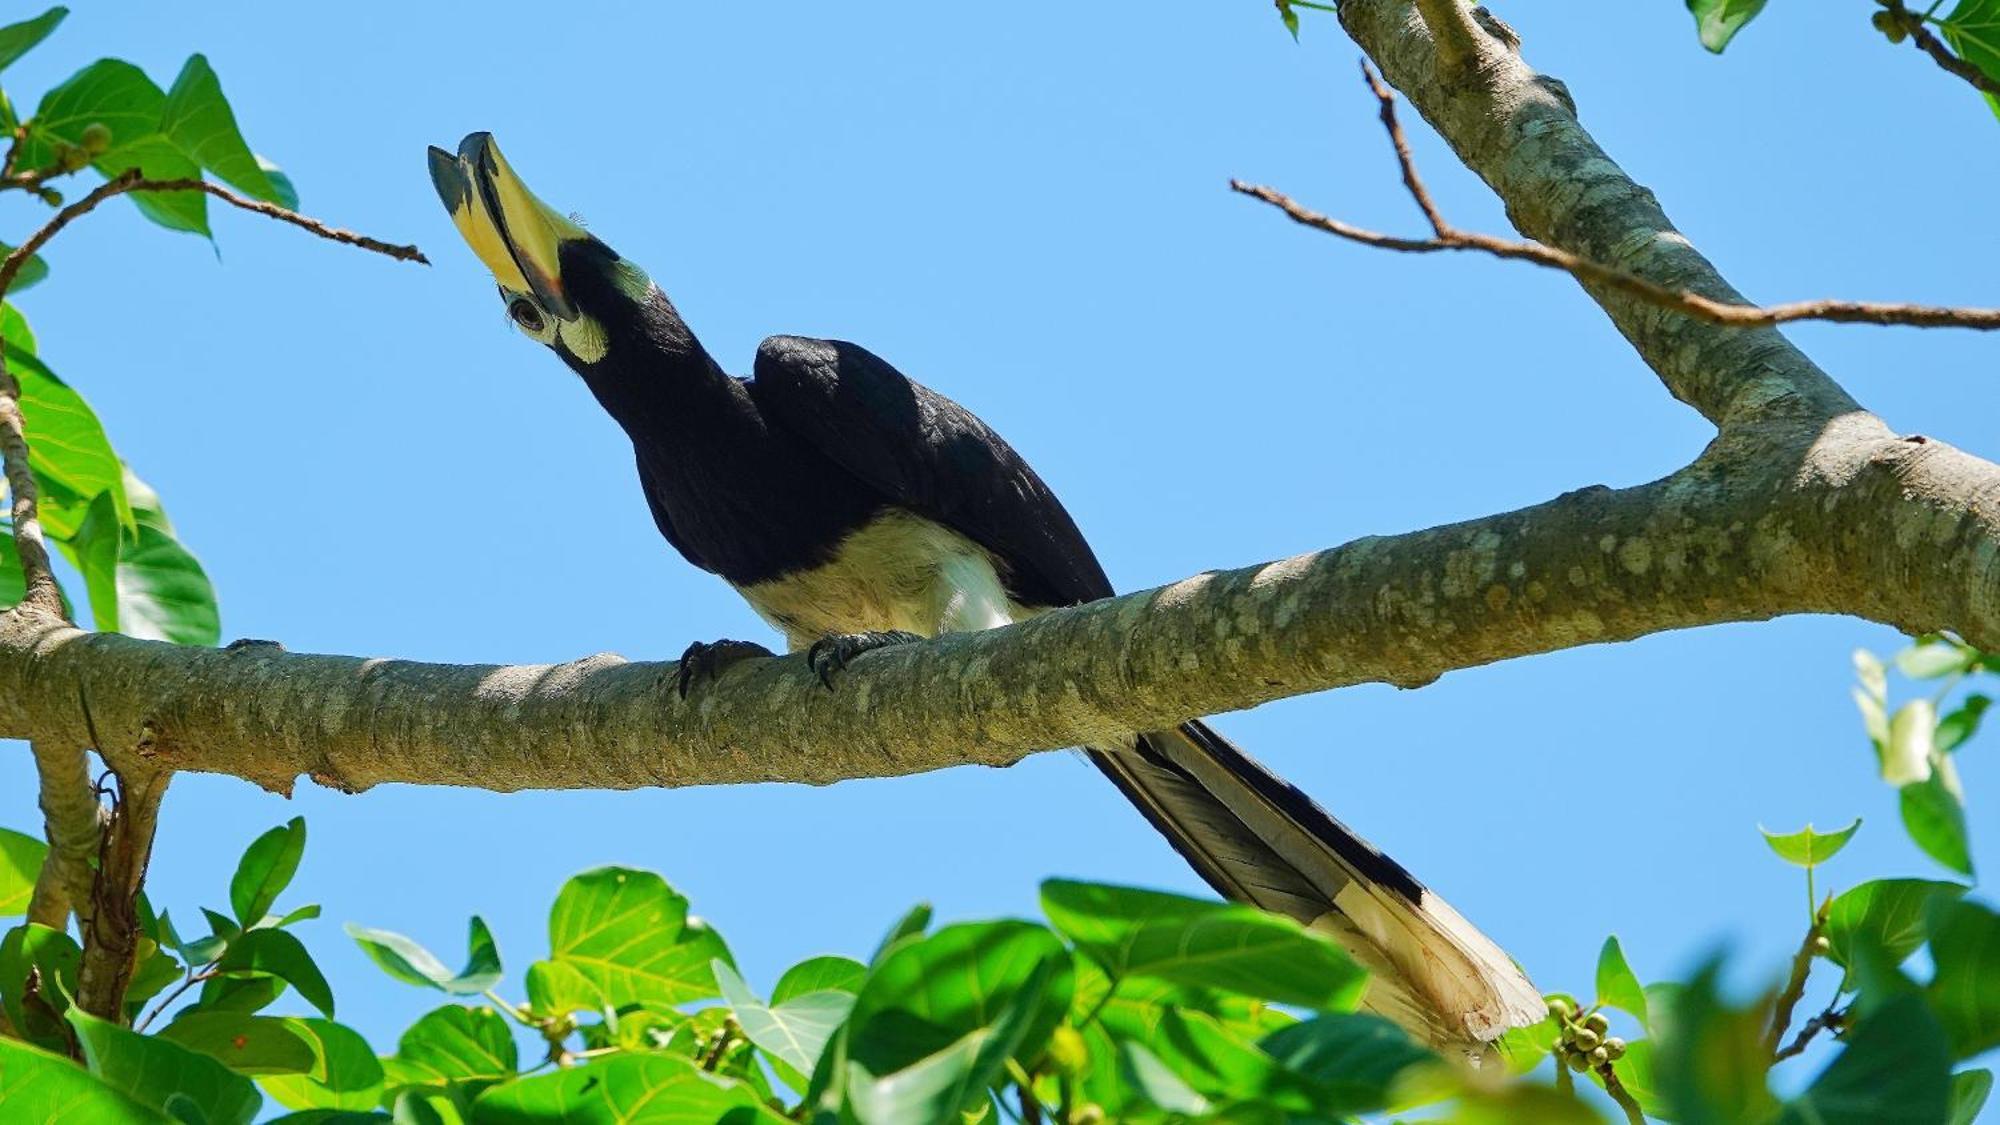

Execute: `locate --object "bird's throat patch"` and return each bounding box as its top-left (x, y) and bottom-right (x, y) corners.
top-left (557, 313), bottom-right (609, 363)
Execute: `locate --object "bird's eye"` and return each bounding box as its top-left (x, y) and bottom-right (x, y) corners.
top-left (508, 298), bottom-right (546, 332)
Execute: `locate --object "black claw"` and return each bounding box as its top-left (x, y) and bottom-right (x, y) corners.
top-left (675, 638), bottom-right (776, 700)
top-left (805, 630), bottom-right (924, 690)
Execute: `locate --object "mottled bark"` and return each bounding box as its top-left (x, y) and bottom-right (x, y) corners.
top-left (0, 0), bottom-right (1993, 801)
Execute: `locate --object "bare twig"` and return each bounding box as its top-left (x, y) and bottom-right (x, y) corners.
top-left (1764, 899), bottom-right (1830, 1060)
top-left (1773, 1003), bottom-right (1848, 1063)
top-left (1878, 0), bottom-right (2000, 98)
top-left (130, 178), bottom-right (429, 264)
top-left (1231, 64), bottom-right (2000, 332)
top-left (1596, 1061), bottom-right (1646, 1125)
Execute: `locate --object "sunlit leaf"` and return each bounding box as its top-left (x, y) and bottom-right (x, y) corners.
top-left (474, 1052), bottom-right (781, 1124)
top-left (1760, 819), bottom-right (1861, 868)
top-left (345, 916), bottom-right (500, 995)
top-left (1900, 776), bottom-right (1974, 876)
top-left (1824, 879), bottom-right (1969, 983)
top-left (0, 825), bottom-right (48, 915)
top-left (386, 1004), bottom-right (517, 1088)
top-left (157, 1011), bottom-right (323, 1076)
top-left (1686, 0), bottom-right (1769, 52)
top-left (846, 958), bottom-right (1056, 1125)
top-left (1941, 0), bottom-right (2000, 123)
top-left (1950, 1068), bottom-right (1994, 1125)
top-left (714, 958), bottom-right (853, 1077)
top-left (547, 866), bottom-right (732, 1008)
top-left (68, 1004), bottom-right (262, 1125)
top-left (217, 927), bottom-right (334, 1017)
top-left (160, 54), bottom-right (287, 202)
top-left (1595, 935), bottom-right (1650, 1027)
top-left (232, 817), bottom-right (306, 927)
top-left (0, 7), bottom-right (66, 74)
top-left (773, 954), bottom-right (867, 1004)
top-left (0, 1035), bottom-right (172, 1123)
top-left (256, 1019), bottom-right (384, 1111)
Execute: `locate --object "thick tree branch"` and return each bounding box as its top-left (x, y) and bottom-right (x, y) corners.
top-left (0, 413), bottom-right (1993, 794)
top-left (1232, 64), bottom-right (2000, 334)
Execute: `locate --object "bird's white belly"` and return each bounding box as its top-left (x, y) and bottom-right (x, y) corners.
top-left (734, 509), bottom-right (1033, 652)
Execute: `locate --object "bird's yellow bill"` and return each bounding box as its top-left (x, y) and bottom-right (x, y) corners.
top-left (427, 132), bottom-right (579, 318)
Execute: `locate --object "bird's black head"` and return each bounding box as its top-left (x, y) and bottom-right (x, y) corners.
top-left (426, 133), bottom-right (701, 377)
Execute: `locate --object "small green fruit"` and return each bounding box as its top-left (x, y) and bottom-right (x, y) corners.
top-left (1571, 1027), bottom-right (1602, 1051)
top-left (57, 143), bottom-right (89, 172)
top-left (79, 122), bottom-right (111, 154)
top-left (1547, 995), bottom-right (1576, 1019)
top-left (1604, 1036), bottom-right (1627, 1060)
top-left (1565, 1050), bottom-right (1592, 1072)
top-left (35, 187), bottom-right (60, 206)
top-left (1048, 1025), bottom-right (1089, 1076)
top-left (1584, 1012), bottom-right (1610, 1034)
top-left (1590, 1045), bottom-right (1610, 1065)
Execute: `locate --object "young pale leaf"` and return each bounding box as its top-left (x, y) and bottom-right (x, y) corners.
top-left (343, 915), bottom-right (500, 995)
top-left (1042, 879), bottom-right (1366, 1010)
top-left (0, 1034), bottom-right (173, 1123)
top-left (1950, 1068), bottom-right (1994, 1125)
top-left (231, 817), bottom-right (306, 927)
top-left (1595, 935), bottom-right (1650, 1026)
top-left (772, 954), bottom-right (867, 1004)
top-left (1885, 701), bottom-right (1938, 786)
top-left (216, 928), bottom-right (334, 1017)
top-left (847, 920), bottom-right (1073, 1079)
top-left (1899, 640), bottom-right (1979, 680)
top-left (255, 1018), bottom-right (384, 1112)
top-left (547, 866), bottom-right (732, 1008)
top-left (1938, 695), bottom-right (1991, 754)
top-left (157, 1011), bottom-right (322, 1076)
top-left (1760, 819), bottom-right (1862, 869)
top-left (1775, 993), bottom-right (1951, 1125)
top-left (474, 1052), bottom-right (780, 1124)
top-left (0, 825), bottom-right (48, 915)
top-left (845, 959), bottom-right (1056, 1125)
top-left (1824, 879), bottom-right (1970, 982)
top-left (0, 7), bottom-right (66, 74)
top-left (1855, 649), bottom-right (1889, 703)
top-left (68, 1004), bottom-right (262, 1125)
top-left (1686, 0), bottom-right (1769, 52)
top-left (1900, 776), bottom-right (1974, 877)
top-left (160, 55), bottom-right (288, 203)
top-left (1941, 0), bottom-right (2000, 123)
top-left (389, 1004), bottom-right (518, 1087)
top-left (1120, 1040), bottom-right (1212, 1115)
top-left (714, 959), bottom-right (855, 1076)
top-left (1925, 897), bottom-right (2000, 1059)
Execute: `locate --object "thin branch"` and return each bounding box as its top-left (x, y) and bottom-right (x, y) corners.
top-left (1230, 62), bottom-right (2000, 332)
top-left (130, 178), bottom-right (429, 264)
top-left (1764, 899), bottom-right (1830, 1060)
top-left (1595, 1061), bottom-right (1646, 1125)
top-left (1772, 1003), bottom-right (1848, 1063)
top-left (1878, 0), bottom-right (2000, 98)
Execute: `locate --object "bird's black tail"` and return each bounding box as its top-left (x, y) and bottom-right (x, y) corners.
top-left (1086, 720), bottom-right (1543, 1055)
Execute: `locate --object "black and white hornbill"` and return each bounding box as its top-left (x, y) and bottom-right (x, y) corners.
top-left (427, 134), bottom-right (1542, 1054)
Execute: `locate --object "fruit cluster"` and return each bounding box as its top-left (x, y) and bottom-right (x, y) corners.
top-left (1547, 995), bottom-right (1627, 1072)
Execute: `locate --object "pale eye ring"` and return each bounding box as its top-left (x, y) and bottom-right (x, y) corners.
top-left (509, 298), bottom-right (546, 332)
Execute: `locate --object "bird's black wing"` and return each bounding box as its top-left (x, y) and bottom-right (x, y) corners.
top-left (748, 335), bottom-right (1111, 609)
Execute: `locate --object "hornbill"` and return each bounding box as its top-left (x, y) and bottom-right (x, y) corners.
top-left (427, 134), bottom-right (1542, 1054)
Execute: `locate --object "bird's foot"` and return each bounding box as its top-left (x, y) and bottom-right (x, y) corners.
top-left (674, 638), bottom-right (776, 700)
top-left (805, 630), bottom-right (924, 690)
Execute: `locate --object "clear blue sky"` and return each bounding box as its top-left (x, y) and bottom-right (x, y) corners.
top-left (2, 0), bottom-right (1993, 1106)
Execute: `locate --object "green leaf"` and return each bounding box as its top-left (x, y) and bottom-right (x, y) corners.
top-left (523, 958), bottom-right (603, 1019)
top-left (1950, 1068), bottom-right (1994, 1125)
top-left (1760, 818), bottom-right (1861, 868)
top-left (0, 1034), bottom-right (173, 1123)
top-left (256, 1019), bottom-right (385, 1111)
top-left (1898, 640), bottom-right (1979, 680)
top-left (1041, 879), bottom-right (1365, 1010)
top-left (159, 909), bottom-right (227, 965)
top-left (0, 825), bottom-right (48, 915)
top-left (1686, 0), bottom-right (1769, 52)
top-left (1655, 958), bottom-right (1779, 1125)
top-left (1943, 0), bottom-right (2000, 123)
top-left (474, 1052), bottom-right (781, 1124)
top-left (1901, 775), bottom-right (1975, 876)
top-left (231, 817), bottom-right (306, 926)
top-left (847, 920), bottom-right (1073, 1080)
top-left (98, 133), bottom-right (210, 236)
top-left (160, 54), bottom-right (286, 203)
top-left (0, 921), bottom-right (81, 1049)
top-left (872, 901), bottom-right (932, 963)
top-left (1926, 897), bottom-right (2000, 1059)
top-left (0, 7), bottom-right (65, 74)
top-left (386, 1004), bottom-right (517, 1088)
top-left (0, 243), bottom-right (49, 292)
top-left (0, 528), bottom-right (23, 608)
top-left (18, 60), bottom-right (209, 235)
top-left (345, 916), bottom-right (501, 995)
top-left (547, 866), bottom-right (733, 1008)
top-left (198, 971), bottom-right (287, 1016)
top-left (157, 1011), bottom-right (324, 1075)
top-left (67, 478), bottom-right (221, 645)
top-left (714, 958), bottom-right (854, 1076)
top-left (217, 927), bottom-right (335, 1018)
top-left (1260, 1013), bottom-right (1442, 1116)
top-left (7, 342), bottom-right (132, 537)
top-left (772, 953), bottom-right (867, 1004)
top-left (1776, 993), bottom-right (1952, 1125)
top-left (1938, 695), bottom-right (1991, 754)
top-left (1824, 878), bottom-right (1970, 981)
top-left (1594, 935), bottom-right (1649, 1028)
top-left (124, 938), bottom-right (182, 1021)
top-left (846, 958), bottom-right (1057, 1125)
top-left (68, 1004), bottom-right (262, 1125)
